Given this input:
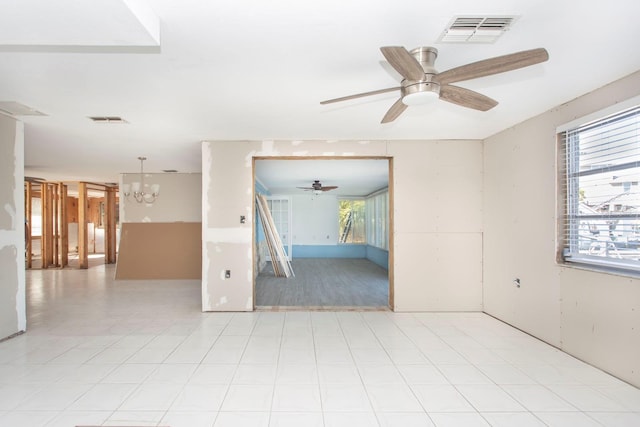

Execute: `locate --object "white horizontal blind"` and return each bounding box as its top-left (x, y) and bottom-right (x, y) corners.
top-left (366, 190), bottom-right (388, 250)
top-left (560, 105), bottom-right (640, 271)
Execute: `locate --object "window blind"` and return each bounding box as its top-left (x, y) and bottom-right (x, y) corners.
top-left (560, 105), bottom-right (640, 271)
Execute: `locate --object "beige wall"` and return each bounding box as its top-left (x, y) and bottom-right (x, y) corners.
top-left (0, 114), bottom-right (25, 340)
top-left (202, 139), bottom-right (483, 312)
top-left (120, 172), bottom-right (202, 223)
top-left (483, 70), bottom-right (640, 387)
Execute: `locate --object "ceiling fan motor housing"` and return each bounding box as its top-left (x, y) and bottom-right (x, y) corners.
top-left (410, 46), bottom-right (439, 74)
top-left (401, 47), bottom-right (441, 105)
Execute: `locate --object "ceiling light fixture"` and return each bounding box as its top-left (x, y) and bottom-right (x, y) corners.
top-left (121, 156), bottom-right (160, 203)
top-left (402, 83), bottom-right (440, 106)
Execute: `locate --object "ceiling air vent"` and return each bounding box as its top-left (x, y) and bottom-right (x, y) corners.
top-left (439, 16), bottom-right (518, 44)
top-left (88, 116), bottom-right (128, 123)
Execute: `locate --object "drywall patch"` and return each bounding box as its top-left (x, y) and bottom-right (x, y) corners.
top-left (262, 140), bottom-right (275, 151)
top-left (13, 120), bottom-right (25, 332)
top-left (245, 141), bottom-right (282, 165)
top-left (0, 121), bottom-right (16, 229)
top-left (202, 141), bottom-right (212, 219)
top-left (201, 239), bottom-right (211, 311)
top-left (0, 245), bottom-right (19, 339)
top-left (3, 203), bottom-right (16, 229)
top-left (201, 143), bottom-right (212, 312)
top-left (205, 227), bottom-right (252, 244)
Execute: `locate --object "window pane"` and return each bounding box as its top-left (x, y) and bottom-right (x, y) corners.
top-left (563, 106), bottom-right (640, 269)
top-left (339, 199), bottom-right (365, 244)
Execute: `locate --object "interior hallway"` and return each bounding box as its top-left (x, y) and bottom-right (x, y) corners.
top-left (0, 265), bottom-right (638, 426)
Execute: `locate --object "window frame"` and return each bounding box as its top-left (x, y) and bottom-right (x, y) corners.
top-left (338, 197), bottom-right (366, 245)
top-left (558, 96), bottom-right (640, 275)
top-left (366, 189), bottom-right (389, 250)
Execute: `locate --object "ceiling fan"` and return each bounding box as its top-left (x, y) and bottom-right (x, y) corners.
top-left (320, 46), bottom-right (549, 123)
top-left (297, 180), bottom-right (338, 192)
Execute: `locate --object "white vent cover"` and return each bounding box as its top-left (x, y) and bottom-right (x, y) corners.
top-left (439, 16), bottom-right (518, 43)
top-left (88, 116), bottom-right (128, 123)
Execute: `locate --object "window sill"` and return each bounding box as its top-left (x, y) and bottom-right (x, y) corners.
top-left (559, 259), bottom-right (640, 280)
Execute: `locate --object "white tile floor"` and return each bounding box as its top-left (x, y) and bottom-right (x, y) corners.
top-left (0, 265), bottom-right (639, 426)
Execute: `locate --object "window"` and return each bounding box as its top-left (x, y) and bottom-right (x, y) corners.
top-left (338, 199), bottom-right (365, 244)
top-left (366, 190), bottom-right (388, 249)
top-left (560, 105), bottom-right (640, 272)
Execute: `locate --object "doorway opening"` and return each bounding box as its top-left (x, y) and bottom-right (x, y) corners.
top-left (24, 180), bottom-right (118, 270)
top-left (253, 157), bottom-right (393, 310)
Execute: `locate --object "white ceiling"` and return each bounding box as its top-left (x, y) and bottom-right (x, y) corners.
top-left (255, 159), bottom-right (389, 196)
top-left (1, 0), bottom-right (640, 187)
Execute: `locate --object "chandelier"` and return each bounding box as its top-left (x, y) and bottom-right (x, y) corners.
top-left (121, 156), bottom-right (160, 203)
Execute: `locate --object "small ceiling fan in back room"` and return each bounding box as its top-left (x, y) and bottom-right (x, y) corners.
top-left (320, 45), bottom-right (549, 123)
top-left (297, 180), bottom-right (338, 194)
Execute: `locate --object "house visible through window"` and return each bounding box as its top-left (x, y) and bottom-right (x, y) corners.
top-left (560, 104), bottom-right (640, 272)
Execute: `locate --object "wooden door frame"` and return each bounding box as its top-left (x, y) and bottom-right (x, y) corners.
top-left (252, 156), bottom-right (394, 311)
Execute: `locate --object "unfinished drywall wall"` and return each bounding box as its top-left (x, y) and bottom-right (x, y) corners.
top-left (115, 222), bottom-right (201, 279)
top-left (120, 172), bottom-right (201, 223)
top-left (202, 139), bottom-right (483, 312)
top-left (117, 172), bottom-right (202, 280)
top-left (390, 140), bottom-right (483, 311)
top-left (483, 70), bottom-right (640, 387)
top-left (0, 114), bottom-right (25, 340)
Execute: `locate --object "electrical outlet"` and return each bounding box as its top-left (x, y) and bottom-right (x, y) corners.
top-left (225, 270), bottom-right (231, 279)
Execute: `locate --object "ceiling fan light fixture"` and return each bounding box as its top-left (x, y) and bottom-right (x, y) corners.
top-left (402, 81), bottom-right (440, 106)
top-left (402, 90), bottom-right (439, 106)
